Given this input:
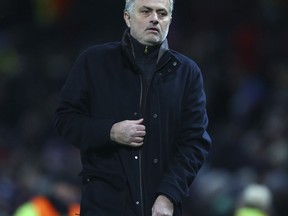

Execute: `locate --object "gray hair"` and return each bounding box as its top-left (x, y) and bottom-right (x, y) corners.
top-left (124, 0), bottom-right (174, 15)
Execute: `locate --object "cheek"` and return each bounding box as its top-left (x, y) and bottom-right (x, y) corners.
top-left (162, 22), bottom-right (170, 32)
top-left (135, 21), bottom-right (145, 29)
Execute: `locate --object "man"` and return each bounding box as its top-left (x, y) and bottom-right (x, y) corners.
top-left (13, 178), bottom-right (80, 216)
top-left (234, 184), bottom-right (272, 216)
top-left (54, 0), bottom-right (211, 215)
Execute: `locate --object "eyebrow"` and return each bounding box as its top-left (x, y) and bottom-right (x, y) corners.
top-left (140, 6), bottom-right (168, 13)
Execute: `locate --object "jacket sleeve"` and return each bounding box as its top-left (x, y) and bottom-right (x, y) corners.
top-left (54, 51), bottom-right (115, 150)
top-left (157, 65), bottom-right (212, 204)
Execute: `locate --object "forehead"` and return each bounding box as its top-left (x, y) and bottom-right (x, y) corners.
top-left (134, 0), bottom-right (170, 10)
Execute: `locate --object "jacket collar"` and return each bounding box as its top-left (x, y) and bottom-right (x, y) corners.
top-left (121, 29), bottom-right (172, 73)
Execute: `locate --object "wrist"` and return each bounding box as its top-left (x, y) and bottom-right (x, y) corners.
top-left (110, 123), bottom-right (116, 142)
top-left (157, 193), bottom-right (175, 206)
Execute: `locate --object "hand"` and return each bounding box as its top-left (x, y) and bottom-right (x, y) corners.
top-left (110, 119), bottom-right (146, 147)
top-left (152, 195), bottom-right (174, 216)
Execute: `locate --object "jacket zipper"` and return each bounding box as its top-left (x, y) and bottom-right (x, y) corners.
top-left (138, 74), bottom-right (145, 216)
top-left (138, 149), bottom-right (144, 216)
top-left (137, 56), bottom-right (171, 216)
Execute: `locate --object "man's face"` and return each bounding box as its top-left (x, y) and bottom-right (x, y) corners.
top-left (124, 0), bottom-right (172, 46)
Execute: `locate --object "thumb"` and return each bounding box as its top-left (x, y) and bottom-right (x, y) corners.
top-left (131, 118), bottom-right (144, 124)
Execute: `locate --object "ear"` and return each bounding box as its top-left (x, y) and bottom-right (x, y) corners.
top-left (124, 12), bottom-right (131, 28)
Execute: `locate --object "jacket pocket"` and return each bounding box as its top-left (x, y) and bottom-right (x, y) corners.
top-left (80, 177), bottom-right (128, 216)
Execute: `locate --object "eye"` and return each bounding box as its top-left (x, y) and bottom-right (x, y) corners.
top-left (141, 9), bottom-right (150, 15)
top-left (158, 11), bottom-right (168, 18)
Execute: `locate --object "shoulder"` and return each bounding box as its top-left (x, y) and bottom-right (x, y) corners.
top-left (73, 41), bottom-right (122, 65)
top-left (169, 49), bottom-right (201, 73)
top-left (83, 42), bottom-right (121, 57)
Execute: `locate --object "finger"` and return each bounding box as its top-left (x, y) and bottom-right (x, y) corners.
top-left (131, 130), bottom-right (146, 137)
top-left (135, 131), bottom-right (146, 137)
top-left (129, 118), bottom-right (144, 124)
top-left (132, 137), bottom-right (144, 143)
top-left (136, 118), bottom-right (144, 124)
top-left (135, 124), bottom-right (146, 131)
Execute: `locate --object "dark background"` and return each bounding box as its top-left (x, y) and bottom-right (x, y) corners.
top-left (0, 0), bottom-right (288, 215)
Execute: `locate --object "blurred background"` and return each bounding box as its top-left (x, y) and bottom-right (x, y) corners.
top-left (0, 0), bottom-right (287, 215)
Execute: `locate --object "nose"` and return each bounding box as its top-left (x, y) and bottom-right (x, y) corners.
top-left (150, 12), bottom-right (159, 25)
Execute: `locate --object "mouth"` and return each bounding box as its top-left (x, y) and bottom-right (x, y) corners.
top-left (146, 27), bottom-right (159, 33)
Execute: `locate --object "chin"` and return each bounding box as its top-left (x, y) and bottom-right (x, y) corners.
top-left (146, 38), bottom-right (161, 45)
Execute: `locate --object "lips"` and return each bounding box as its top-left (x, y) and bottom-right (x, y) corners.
top-left (146, 27), bottom-right (159, 32)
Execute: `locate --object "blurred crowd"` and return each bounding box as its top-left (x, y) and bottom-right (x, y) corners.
top-left (0, 0), bottom-right (287, 215)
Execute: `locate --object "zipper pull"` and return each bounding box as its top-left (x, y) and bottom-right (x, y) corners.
top-left (144, 46), bottom-right (148, 54)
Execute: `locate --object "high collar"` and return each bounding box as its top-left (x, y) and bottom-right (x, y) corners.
top-left (121, 28), bottom-right (170, 64)
top-left (130, 35), bottom-right (160, 60)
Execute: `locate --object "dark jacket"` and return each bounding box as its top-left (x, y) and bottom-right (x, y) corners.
top-left (54, 30), bottom-right (211, 216)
